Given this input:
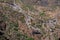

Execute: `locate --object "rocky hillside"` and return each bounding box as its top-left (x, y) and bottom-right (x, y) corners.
top-left (0, 0), bottom-right (60, 40)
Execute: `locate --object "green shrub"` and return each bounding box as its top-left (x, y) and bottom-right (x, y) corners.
top-left (26, 37), bottom-right (34, 40)
top-left (39, 12), bottom-right (45, 16)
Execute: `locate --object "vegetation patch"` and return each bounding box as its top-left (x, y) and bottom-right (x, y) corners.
top-left (22, 4), bottom-right (35, 11)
